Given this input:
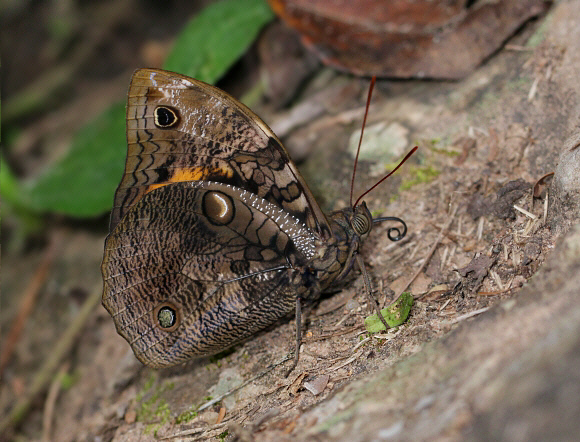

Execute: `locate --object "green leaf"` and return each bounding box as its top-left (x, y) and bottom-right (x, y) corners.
top-left (1, 158), bottom-right (44, 246)
top-left (1, 157), bottom-right (23, 208)
top-left (364, 292), bottom-right (413, 333)
top-left (164, 0), bottom-right (274, 83)
top-left (22, 0), bottom-right (273, 217)
top-left (25, 102), bottom-right (126, 216)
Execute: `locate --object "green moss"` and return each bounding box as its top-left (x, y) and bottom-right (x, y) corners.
top-left (218, 430), bottom-right (229, 441)
top-left (429, 146), bottom-right (460, 157)
top-left (59, 371), bottom-right (79, 390)
top-left (400, 166), bottom-right (440, 190)
top-left (506, 74), bottom-right (532, 94)
top-left (176, 406), bottom-right (199, 424)
top-left (134, 375), bottom-right (175, 435)
top-left (136, 373), bottom-right (156, 401)
top-left (526, 9), bottom-right (553, 48)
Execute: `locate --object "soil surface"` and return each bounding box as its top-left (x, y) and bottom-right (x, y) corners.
top-left (2, 1), bottom-right (580, 441)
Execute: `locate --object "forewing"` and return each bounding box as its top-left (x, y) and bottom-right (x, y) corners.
top-left (111, 68), bottom-right (330, 238)
top-left (102, 181), bottom-right (317, 368)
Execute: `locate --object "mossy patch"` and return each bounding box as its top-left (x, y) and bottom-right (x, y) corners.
top-left (428, 138), bottom-right (460, 158)
top-left (400, 166), bottom-right (440, 190)
top-left (135, 374), bottom-right (175, 436)
top-left (176, 406), bottom-right (199, 424)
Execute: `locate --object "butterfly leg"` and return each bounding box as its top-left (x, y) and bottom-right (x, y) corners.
top-left (285, 296), bottom-right (303, 377)
top-left (355, 255), bottom-right (390, 331)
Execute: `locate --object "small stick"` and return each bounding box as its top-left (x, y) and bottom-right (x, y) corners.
top-left (159, 423), bottom-right (228, 440)
top-left (399, 205), bottom-right (458, 298)
top-left (304, 325), bottom-right (365, 342)
top-left (285, 297), bottom-right (303, 377)
top-left (477, 217), bottom-right (484, 241)
top-left (215, 406), bottom-right (226, 425)
top-left (439, 299), bottom-right (452, 311)
top-left (489, 269), bottom-right (505, 291)
top-left (325, 349), bottom-right (364, 372)
top-left (0, 231), bottom-right (63, 375)
top-left (356, 255), bottom-right (390, 331)
top-left (543, 189), bottom-right (549, 224)
top-left (352, 336), bottom-right (371, 352)
top-left (42, 363), bottom-right (70, 442)
top-left (451, 307), bottom-right (490, 324)
top-left (514, 204), bottom-right (537, 219)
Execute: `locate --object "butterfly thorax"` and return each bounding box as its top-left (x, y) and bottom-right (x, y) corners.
top-left (303, 202), bottom-right (374, 295)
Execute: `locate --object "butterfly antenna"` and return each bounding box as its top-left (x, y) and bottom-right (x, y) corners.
top-left (353, 146), bottom-right (418, 209)
top-left (350, 76), bottom-right (376, 208)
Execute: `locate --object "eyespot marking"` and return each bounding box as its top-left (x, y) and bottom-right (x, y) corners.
top-left (153, 302), bottom-right (180, 331)
top-left (154, 106), bottom-right (179, 128)
top-left (203, 191), bottom-right (235, 225)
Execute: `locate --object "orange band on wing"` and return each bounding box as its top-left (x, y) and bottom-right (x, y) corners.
top-left (145, 166), bottom-right (234, 193)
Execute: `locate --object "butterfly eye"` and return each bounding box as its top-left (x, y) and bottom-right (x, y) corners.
top-left (352, 213), bottom-right (371, 236)
top-left (154, 106), bottom-right (179, 128)
top-left (153, 302), bottom-right (180, 331)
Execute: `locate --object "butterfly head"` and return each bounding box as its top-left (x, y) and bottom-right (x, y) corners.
top-left (350, 201), bottom-right (373, 240)
top-left (344, 201), bottom-right (407, 243)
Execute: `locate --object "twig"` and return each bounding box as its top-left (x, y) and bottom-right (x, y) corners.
top-left (514, 204), bottom-right (537, 220)
top-left (325, 349), bottom-right (363, 372)
top-left (528, 77), bottom-right (540, 102)
top-left (159, 423), bottom-right (228, 440)
top-left (352, 336), bottom-right (371, 352)
top-left (0, 231), bottom-right (63, 375)
top-left (215, 406), bottom-right (226, 425)
top-left (504, 44), bottom-right (535, 51)
top-left (543, 189), bottom-right (549, 224)
top-left (399, 205), bottom-right (458, 298)
top-left (489, 269), bottom-right (504, 291)
top-left (477, 217), bottom-right (484, 241)
top-left (451, 307), bottom-right (490, 324)
top-left (0, 288), bottom-right (102, 432)
top-left (439, 299), bottom-right (452, 311)
top-left (330, 313), bottom-right (354, 330)
top-left (42, 363), bottom-right (70, 442)
top-left (305, 324), bottom-right (365, 342)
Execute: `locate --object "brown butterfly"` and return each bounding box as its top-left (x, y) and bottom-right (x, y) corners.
top-left (101, 68), bottom-right (412, 372)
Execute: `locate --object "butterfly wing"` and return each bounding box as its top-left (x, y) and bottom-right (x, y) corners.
top-left (111, 68), bottom-right (330, 239)
top-left (102, 181), bottom-right (319, 368)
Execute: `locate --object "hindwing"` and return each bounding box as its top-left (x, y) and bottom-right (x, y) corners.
top-left (102, 181), bottom-right (318, 368)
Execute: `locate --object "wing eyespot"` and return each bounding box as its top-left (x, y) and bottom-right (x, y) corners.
top-left (203, 191), bottom-right (235, 225)
top-left (153, 302), bottom-right (180, 331)
top-left (154, 106), bottom-right (179, 128)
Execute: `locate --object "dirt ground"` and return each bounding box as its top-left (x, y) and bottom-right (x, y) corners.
top-left (2, 1), bottom-right (580, 441)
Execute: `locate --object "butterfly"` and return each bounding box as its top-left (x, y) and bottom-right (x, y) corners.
top-left (101, 68), bottom-right (412, 371)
